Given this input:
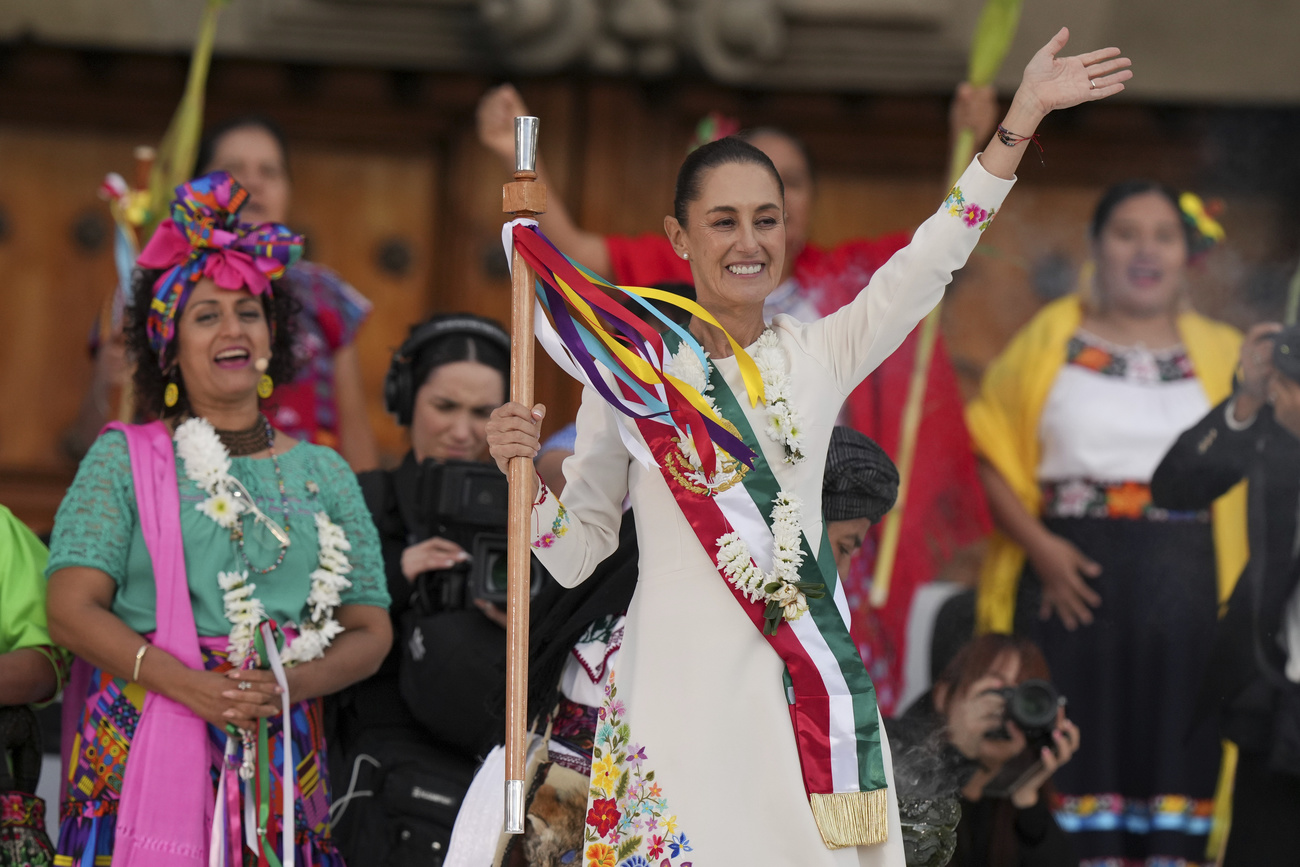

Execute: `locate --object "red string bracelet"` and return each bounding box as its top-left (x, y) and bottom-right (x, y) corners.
top-left (997, 124), bottom-right (1045, 165)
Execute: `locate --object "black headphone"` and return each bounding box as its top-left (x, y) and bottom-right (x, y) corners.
top-left (383, 314), bottom-right (512, 426)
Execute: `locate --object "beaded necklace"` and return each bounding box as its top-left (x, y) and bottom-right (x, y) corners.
top-left (213, 415), bottom-right (274, 457)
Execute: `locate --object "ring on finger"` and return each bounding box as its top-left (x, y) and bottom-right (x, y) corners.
top-left (238, 681), bottom-right (252, 691)
top-left (1089, 78), bottom-right (1096, 89)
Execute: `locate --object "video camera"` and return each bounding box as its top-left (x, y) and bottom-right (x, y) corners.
top-left (411, 459), bottom-right (545, 613)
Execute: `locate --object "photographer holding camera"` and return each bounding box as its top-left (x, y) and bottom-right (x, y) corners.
top-left (1151, 321), bottom-right (1300, 866)
top-left (890, 634), bottom-right (1079, 867)
top-left (331, 313), bottom-right (518, 866)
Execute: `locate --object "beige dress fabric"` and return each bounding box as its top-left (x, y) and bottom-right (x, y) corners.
top-left (530, 158), bottom-right (1014, 866)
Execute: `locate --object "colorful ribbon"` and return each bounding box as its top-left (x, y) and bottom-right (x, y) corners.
top-left (209, 620), bottom-right (294, 867)
top-left (511, 222), bottom-right (763, 478)
top-left (139, 171), bottom-right (303, 367)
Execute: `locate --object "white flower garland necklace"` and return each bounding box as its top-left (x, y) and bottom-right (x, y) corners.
top-left (665, 328), bottom-right (806, 467)
top-left (663, 329), bottom-right (822, 629)
top-left (174, 417), bottom-right (352, 667)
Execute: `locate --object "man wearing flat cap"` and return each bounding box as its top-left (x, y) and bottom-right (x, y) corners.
top-left (823, 426), bottom-right (900, 580)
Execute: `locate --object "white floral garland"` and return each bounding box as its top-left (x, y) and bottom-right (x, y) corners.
top-left (663, 331), bottom-right (814, 624)
top-left (717, 492), bottom-right (811, 624)
top-left (175, 418), bottom-right (352, 666)
top-left (664, 328), bottom-right (806, 466)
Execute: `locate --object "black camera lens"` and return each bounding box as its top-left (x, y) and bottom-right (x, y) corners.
top-left (1270, 326), bottom-right (1300, 384)
top-left (487, 549), bottom-right (509, 594)
top-left (1007, 679), bottom-right (1060, 733)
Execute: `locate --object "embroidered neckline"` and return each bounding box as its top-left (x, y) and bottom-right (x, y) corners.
top-left (1067, 331), bottom-right (1195, 384)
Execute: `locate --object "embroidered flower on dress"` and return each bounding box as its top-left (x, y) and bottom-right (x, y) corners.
top-left (667, 833), bottom-right (692, 858)
top-left (587, 798), bottom-right (622, 837)
top-left (584, 671), bottom-right (690, 866)
top-left (534, 501), bottom-right (571, 549)
top-left (1052, 480), bottom-right (1097, 518)
top-left (943, 185), bottom-right (997, 231)
top-left (1106, 481), bottom-right (1151, 520)
top-left (585, 842), bottom-right (617, 867)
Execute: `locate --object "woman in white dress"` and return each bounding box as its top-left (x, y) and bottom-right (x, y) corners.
top-left (488, 28), bottom-right (1130, 867)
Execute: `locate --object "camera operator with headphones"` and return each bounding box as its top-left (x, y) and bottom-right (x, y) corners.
top-left (330, 313), bottom-right (524, 867)
top-left (1152, 322), bottom-right (1300, 867)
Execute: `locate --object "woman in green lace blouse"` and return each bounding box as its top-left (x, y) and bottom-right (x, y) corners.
top-left (44, 172), bottom-right (390, 867)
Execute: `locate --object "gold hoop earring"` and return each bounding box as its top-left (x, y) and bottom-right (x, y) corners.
top-left (257, 374), bottom-right (274, 400)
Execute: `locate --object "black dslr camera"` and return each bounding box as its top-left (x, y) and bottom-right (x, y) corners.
top-left (1270, 325), bottom-right (1300, 384)
top-left (411, 459), bottom-right (545, 613)
top-left (993, 678), bottom-right (1066, 744)
top-left (981, 679), bottom-right (1068, 799)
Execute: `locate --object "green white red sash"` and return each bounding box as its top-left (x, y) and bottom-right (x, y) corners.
top-left (623, 353), bottom-right (889, 849)
top-left (506, 221), bottom-right (889, 848)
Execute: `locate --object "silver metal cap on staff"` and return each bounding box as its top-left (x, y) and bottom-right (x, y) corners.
top-left (515, 116), bottom-right (539, 174)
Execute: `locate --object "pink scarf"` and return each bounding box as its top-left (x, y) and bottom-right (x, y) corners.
top-left (105, 421), bottom-right (213, 866)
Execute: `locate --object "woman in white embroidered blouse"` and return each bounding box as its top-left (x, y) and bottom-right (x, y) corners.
top-left (487, 29), bottom-right (1129, 867)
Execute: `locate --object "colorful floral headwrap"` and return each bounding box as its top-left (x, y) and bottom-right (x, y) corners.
top-left (138, 171), bottom-right (303, 367)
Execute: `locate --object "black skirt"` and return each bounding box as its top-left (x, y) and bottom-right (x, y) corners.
top-left (1015, 515), bottom-right (1222, 866)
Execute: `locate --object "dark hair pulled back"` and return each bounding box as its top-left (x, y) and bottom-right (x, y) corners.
top-left (738, 126), bottom-right (816, 181)
top-left (409, 314), bottom-right (511, 400)
top-left (124, 267), bottom-right (298, 421)
top-left (1089, 180), bottom-right (1193, 250)
top-left (673, 136), bottom-right (784, 225)
top-left (194, 115), bottom-right (291, 177)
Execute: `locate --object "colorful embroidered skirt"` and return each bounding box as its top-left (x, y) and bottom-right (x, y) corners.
top-left (55, 649), bottom-right (341, 867)
top-left (1, 792), bottom-right (55, 867)
top-left (1016, 509), bottom-right (1221, 867)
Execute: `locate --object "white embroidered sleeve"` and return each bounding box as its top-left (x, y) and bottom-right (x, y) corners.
top-left (798, 156), bottom-right (1016, 397)
top-left (528, 383), bottom-right (632, 588)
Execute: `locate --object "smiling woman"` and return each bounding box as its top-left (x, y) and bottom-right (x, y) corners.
top-left (968, 179), bottom-right (1245, 865)
top-left (487, 26), bottom-right (1133, 867)
top-left (44, 171), bottom-right (391, 867)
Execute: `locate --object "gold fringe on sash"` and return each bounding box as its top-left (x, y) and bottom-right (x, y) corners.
top-left (809, 789), bottom-right (889, 849)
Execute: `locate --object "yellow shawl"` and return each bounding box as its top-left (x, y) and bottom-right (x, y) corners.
top-left (968, 295), bottom-right (1247, 634)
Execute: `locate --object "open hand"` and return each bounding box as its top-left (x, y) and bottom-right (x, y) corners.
top-left (1027, 532), bottom-right (1102, 630)
top-left (1015, 27), bottom-right (1132, 117)
top-left (477, 84), bottom-right (530, 164)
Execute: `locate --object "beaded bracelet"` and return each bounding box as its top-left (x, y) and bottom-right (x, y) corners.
top-left (996, 124), bottom-right (1045, 165)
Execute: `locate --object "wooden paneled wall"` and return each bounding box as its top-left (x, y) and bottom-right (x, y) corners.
top-left (1, 45), bottom-right (1295, 532)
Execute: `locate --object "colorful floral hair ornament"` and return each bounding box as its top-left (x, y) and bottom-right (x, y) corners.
top-left (1179, 192), bottom-right (1226, 260)
top-left (688, 111), bottom-right (740, 153)
top-left (138, 171), bottom-right (303, 366)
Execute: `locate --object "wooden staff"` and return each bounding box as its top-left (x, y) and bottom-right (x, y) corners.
top-left (502, 115), bottom-right (547, 834)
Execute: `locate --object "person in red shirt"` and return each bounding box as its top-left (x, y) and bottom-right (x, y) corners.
top-left (477, 85), bottom-right (997, 712)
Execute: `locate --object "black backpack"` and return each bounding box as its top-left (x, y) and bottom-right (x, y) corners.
top-left (330, 730), bottom-right (478, 867)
